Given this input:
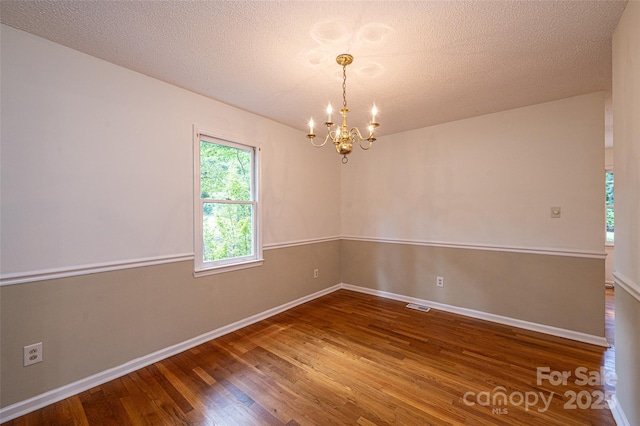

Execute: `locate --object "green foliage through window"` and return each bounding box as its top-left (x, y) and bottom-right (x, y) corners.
top-left (200, 140), bottom-right (254, 263)
top-left (203, 203), bottom-right (253, 261)
top-left (605, 171), bottom-right (614, 243)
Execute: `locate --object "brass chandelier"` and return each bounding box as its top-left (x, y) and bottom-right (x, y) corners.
top-left (307, 54), bottom-right (379, 164)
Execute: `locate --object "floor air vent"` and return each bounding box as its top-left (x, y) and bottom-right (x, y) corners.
top-left (406, 303), bottom-right (431, 313)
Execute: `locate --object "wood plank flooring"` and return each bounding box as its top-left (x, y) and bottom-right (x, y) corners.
top-left (6, 289), bottom-right (616, 425)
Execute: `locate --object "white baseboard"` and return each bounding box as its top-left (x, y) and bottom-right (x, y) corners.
top-left (0, 284), bottom-right (342, 423)
top-left (341, 284), bottom-right (610, 347)
top-left (609, 395), bottom-right (631, 426)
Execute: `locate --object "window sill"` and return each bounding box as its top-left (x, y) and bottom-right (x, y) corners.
top-left (605, 242), bottom-right (615, 248)
top-left (193, 259), bottom-right (264, 277)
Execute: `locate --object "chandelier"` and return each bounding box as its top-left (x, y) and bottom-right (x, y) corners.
top-left (307, 54), bottom-right (379, 164)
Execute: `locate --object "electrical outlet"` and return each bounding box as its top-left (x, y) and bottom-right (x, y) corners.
top-left (24, 342), bottom-right (43, 366)
top-left (314, 268), bottom-right (319, 279)
top-left (436, 276), bottom-right (444, 287)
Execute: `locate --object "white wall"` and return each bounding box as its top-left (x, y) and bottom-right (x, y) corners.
top-left (342, 93), bottom-right (605, 253)
top-left (613, 4), bottom-right (640, 289)
top-left (0, 25), bottom-right (341, 278)
top-left (612, 1), bottom-right (640, 425)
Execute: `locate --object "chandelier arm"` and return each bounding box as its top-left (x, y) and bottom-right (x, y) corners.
top-left (309, 132), bottom-right (329, 147)
top-left (346, 127), bottom-right (371, 149)
top-left (309, 139), bottom-right (327, 148)
top-left (359, 137), bottom-right (375, 150)
top-left (349, 127), bottom-right (363, 142)
top-left (328, 127), bottom-right (339, 142)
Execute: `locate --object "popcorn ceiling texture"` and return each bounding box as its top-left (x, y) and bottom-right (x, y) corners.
top-left (0, 0), bottom-right (626, 138)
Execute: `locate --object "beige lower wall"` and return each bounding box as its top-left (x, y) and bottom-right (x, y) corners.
top-left (605, 245), bottom-right (615, 285)
top-left (615, 286), bottom-right (640, 424)
top-left (341, 240), bottom-right (604, 337)
top-left (0, 240), bottom-right (341, 408)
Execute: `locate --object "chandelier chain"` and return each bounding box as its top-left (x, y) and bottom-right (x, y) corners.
top-left (342, 65), bottom-right (348, 109)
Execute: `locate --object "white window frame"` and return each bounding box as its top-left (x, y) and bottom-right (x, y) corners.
top-left (193, 129), bottom-right (263, 277)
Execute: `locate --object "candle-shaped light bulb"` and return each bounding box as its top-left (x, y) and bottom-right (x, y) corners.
top-left (371, 104), bottom-right (378, 123)
top-left (336, 127), bottom-right (341, 138)
top-left (309, 118), bottom-right (314, 134)
top-left (327, 104), bottom-right (332, 122)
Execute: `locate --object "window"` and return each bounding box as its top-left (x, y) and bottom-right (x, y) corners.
top-left (194, 133), bottom-right (262, 275)
top-left (605, 170), bottom-right (614, 244)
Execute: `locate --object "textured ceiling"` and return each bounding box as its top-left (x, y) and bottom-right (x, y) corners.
top-left (0, 1), bottom-right (627, 141)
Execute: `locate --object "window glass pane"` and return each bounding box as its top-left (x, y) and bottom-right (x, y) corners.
top-left (606, 207), bottom-right (614, 242)
top-left (203, 203), bottom-right (254, 262)
top-left (200, 141), bottom-right (251, 201)
top-left (605, 171), bottom-right (614, 243)
top-left (605, 171), bottom-right (614, 206)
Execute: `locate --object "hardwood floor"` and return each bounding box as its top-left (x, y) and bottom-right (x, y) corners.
top-left (6, 289), bottom-right (616, 425)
